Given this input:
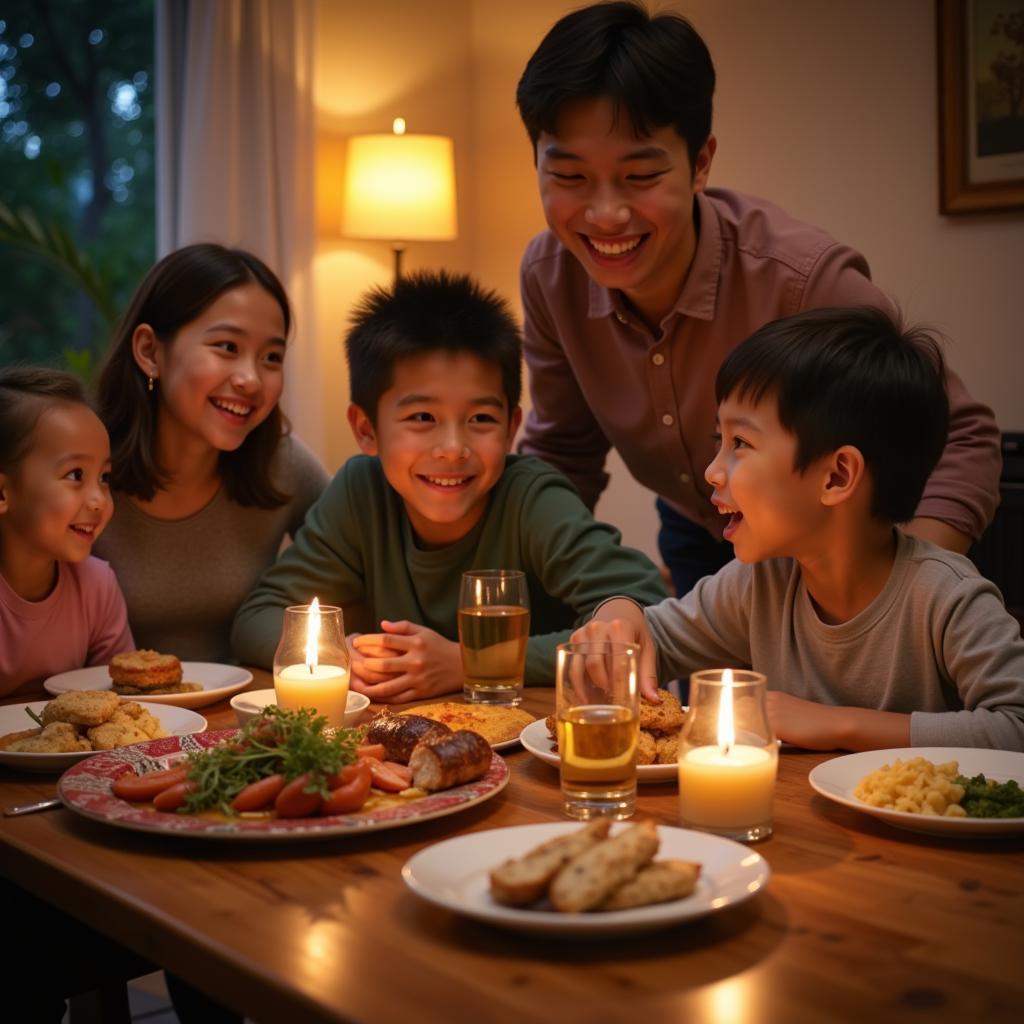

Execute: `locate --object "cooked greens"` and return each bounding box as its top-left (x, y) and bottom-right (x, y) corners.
top-left (955, 773), bottom-right (1024, 819)
top-left (183, 705), bottom-right (359, 815)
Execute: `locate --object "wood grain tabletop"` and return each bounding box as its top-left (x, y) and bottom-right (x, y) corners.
top-left (2, 675), bottom-right (1022, 1024)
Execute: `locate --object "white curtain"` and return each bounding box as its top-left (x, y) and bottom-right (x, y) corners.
top-left (156, 0), bottom-right (323, 456)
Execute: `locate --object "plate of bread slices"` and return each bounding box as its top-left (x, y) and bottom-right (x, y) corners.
top-left (44, 650), bottom-right (252, 709)
top-left (402, 819), bottom-right (769, 935)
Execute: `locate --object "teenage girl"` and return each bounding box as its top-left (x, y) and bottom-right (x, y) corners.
top-left (0, 367), bottom-right (132, 696)
top-left (94, 243), bottom-right (328, 662)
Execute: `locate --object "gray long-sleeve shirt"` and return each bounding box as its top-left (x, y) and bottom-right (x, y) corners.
top-left (644, 532), bottom-right (1024, 750)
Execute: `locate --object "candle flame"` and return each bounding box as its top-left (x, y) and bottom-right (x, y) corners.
top-left (717, 668), bottom-right (735, 754)
top-left (392, 117), bottom-right (406, 135)
top-left (305, 597), bottom-right (321, 672)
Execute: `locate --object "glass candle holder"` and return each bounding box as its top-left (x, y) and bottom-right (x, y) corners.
top-left (272, 598), bottom-right (350, 727)
top-left (677, 668), bottom-right (777, 842)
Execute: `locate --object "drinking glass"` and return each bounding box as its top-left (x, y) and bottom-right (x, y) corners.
top-left (555, 640), bottom-right (639, 820)
top-left (272, 600), bottom-right (350, 726)
top-left (458, 570), bottom-right (530, 705)
top-left (677, 668), bottom-right (777, 841)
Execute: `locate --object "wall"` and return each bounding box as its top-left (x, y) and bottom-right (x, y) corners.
top-left (315, 0), bottom-right (1024, 558)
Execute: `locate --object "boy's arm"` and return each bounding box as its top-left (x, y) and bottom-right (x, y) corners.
top-left (765, 694), bottom-right (911, 751)
top-left (231, 472), bottom-right (367, 668)
top-left (517, 260), bottom-right (612, 511)
top-left (516, 470), bottom-right (668, 684)
top-left (910, 578), bottom-right (1024, 751)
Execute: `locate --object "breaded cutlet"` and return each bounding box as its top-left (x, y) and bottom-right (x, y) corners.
top-left (41, 689), bottom-right (121, 727)
top-left (6, 721), bottom-right (92, 753)
top-left (109, 649), bottom-right (182, 689)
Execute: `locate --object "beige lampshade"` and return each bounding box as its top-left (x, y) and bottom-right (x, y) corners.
top-left (342, 131), bottom-right (457, 242)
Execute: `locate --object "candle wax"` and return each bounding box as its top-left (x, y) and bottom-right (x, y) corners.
top-left (678, 744), bottom-right (777, 828)
top-left (274, 663), bottom-right (350, 726)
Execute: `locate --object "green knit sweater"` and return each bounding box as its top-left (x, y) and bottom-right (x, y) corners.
top-left (232, 454), bottom-right (668, 684)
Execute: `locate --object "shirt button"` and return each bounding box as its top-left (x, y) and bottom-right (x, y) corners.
top-left (679, 473), bottom-right (690, 484)
top-left (615, 313), bottom-right (628, 324)
top-left (662, 413), bottom-right (675, 426)
top-left (651, 353), bottom-right (665, 366)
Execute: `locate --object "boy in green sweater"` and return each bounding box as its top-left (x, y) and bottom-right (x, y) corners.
top-left (232, 271), bottom-right (667, 701)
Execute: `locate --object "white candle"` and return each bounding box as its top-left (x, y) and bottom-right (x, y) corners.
top-left (678, 744), bottom-right (777, 828)
top-left (274, 663), bottom-right (350, 726)
top-left (678, 667), bottom-right (777, 829)
top-left (272, 596), bottom-right (350, 725)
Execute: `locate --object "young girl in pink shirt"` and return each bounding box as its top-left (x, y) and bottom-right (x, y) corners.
top-left (0, 367), bottom-right (133, 697)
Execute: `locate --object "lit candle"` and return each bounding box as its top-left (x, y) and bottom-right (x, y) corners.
top-left (273, 597), bottom-right (350, 726)
top-left (678, 669), bottom-right (777, 834)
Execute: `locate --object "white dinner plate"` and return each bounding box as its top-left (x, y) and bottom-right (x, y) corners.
top-left (44, 663), bottom-right (253, 710)
top-left (0, 701), bottom-right (207, 773)
top-left (808, 747), bottom-right (1024, 837)
top-left (519, 717), bottom-right (678, 783)
top-left (402, 821), bottom-right (769, 936)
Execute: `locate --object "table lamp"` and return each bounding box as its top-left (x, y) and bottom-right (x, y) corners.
top-left (342, 118), bottom-right (457, 280)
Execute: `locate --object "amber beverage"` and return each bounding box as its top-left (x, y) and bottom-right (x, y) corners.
top-left (458, 571), bottom-right (529, 705)
top-left (556, 642), bottom-right (639, 820)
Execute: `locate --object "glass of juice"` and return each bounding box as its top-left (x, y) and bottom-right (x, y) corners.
top-left (272, 599), bottom-right (350, 726)
top-left (458, 570), bottom-right (530, 705)
top-left (555, 641), bottom-right (639, 820)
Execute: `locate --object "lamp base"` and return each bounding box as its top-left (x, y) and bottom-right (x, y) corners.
top-left (391, 243), bottom-right (406, 281)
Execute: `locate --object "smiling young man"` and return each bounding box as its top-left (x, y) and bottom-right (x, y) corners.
top-left (516, 1), bottom-right (1001, 597)
top-left (574, 307), bottom-right (1024, 753)
top-left (231, 271), bottom-right (667, 701)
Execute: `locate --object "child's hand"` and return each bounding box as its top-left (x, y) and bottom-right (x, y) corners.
top-left (570, 614), bottom-right (659, 703)
top-left (349, 632), bottom-right (404, 686)
top-left (765, 692), bottom-right (843, 750)
top-left (349, 621), bottom-right (462, 704)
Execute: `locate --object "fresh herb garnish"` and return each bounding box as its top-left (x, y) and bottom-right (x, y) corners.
top-left (182, 705), bottom-right (360, 815)
top-left (25, 706), bottom-right (44, 728)
top-left (955, 773), bottom-right (1024, 819)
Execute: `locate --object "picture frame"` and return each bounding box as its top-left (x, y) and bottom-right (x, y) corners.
top-left (937, 0), bottom-right (1024, 214)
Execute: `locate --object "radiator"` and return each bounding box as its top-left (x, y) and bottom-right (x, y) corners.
top-left (970, 433), bottom-right (1024, 616)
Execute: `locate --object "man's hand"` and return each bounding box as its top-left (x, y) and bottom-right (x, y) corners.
top-left (349, 621), bottom-right (462, 704)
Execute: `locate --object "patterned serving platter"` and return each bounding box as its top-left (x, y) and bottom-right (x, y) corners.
top-left (58, 729), bottom-right (509, 841)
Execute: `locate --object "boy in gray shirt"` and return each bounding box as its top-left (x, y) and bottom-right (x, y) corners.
top-left (578, 306), bottom-right (1024, 751)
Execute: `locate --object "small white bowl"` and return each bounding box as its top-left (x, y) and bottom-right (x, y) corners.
top-left (230, 688), bottom-right (370, 728)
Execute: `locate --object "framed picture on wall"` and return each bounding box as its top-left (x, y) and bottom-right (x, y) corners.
top-left (938, 0), bottom-right (1024, 214)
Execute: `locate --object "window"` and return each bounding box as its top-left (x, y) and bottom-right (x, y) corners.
top-left (0, 0), bottom-right (155, 377)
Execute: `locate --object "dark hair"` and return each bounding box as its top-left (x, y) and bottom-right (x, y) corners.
top-left (346, 270), bottom-right (522, 421)
top-left (95, 243), bottom-right (291, 507)
top-left (715, 306), bottom-right (950, 524)
top-left (516, 1), bottom-right (715, 167)
top-left (0, 366), bottom-right (91, 472)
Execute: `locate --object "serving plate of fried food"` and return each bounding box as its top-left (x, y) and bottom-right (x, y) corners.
top-left (397, 702), bottom-right (536, 751)
top-left (44, 653), bottom-right (252, 710)
top-left (809, 747), bottom-right (1024, 837)
top-left (57, 720), bottom-right (510, 840)
top-left (402, 820), bottom-right (769, 936)
top-left (519, 688), bottom-right (688, 782)
top-left (0, 693), bottom-right (206, 773)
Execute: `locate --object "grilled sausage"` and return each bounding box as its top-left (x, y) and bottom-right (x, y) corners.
top-left (408, 729), bottom-right (492, 791)
top-left (364, 713), bottom-right (451, 764)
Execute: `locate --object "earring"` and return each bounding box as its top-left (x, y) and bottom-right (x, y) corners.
top-left (147, 376), bottom-right (154, 392)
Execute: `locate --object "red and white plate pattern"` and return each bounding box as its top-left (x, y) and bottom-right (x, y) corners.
top-left (58, 729), bottom-right (510, 841)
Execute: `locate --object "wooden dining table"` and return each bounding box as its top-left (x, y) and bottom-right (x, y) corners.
top-left (2, 674), bottom-right (1023, 1024)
